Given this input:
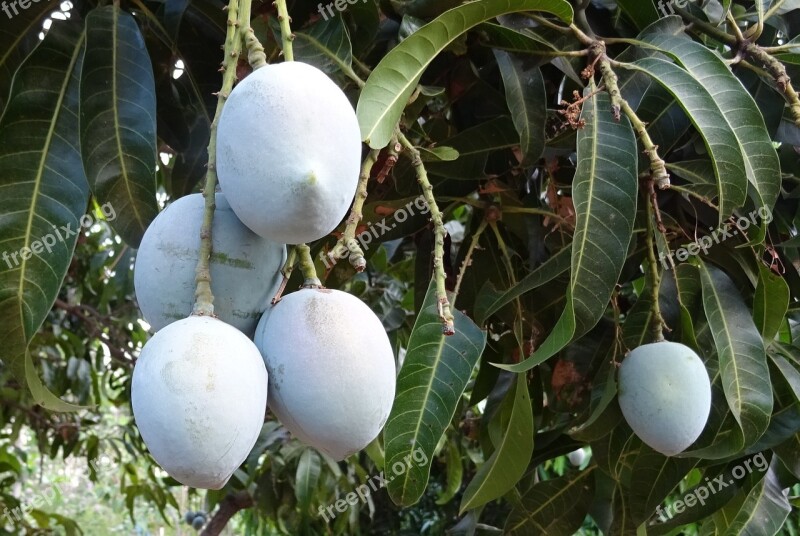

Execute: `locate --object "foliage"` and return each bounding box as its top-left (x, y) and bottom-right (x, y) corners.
top-left (0, 0), bottom-right (799, 534)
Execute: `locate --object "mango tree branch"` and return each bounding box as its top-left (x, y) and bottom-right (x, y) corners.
top-left (397, 131), bottom-right (455, 335)
top-left (274, 0), bottom-right (294, 61)
top-left (677, 6), bottom-right (800, 126)
top-left (328, 149), bottom-right (380, 272)
top-left (594, 45), bottom-right (670, 188)
top-left (200, 491), bottom-right (253, 536)
top-left (193, 0), bottom-right (243, 317)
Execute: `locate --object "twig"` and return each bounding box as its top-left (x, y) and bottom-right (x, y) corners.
top-left (200, 491), bottom-right (254, 536)
top-left (296, 244), bottom-right (322, 287)
top-left (595, 45), bottom-right (670, 188)
top-left (376, 137), bottom-right (402, 183)
top-left (452, 219), bottom-right (488, 307)
top-left (397, 131), bottom-right (455, 335)
top-left (271, 246), bottom-right (298, 304)
top-left (644, 182), bottom-right (669, 342)
top-left (274, 0), bottom-right (294, 61)
top-left (240, 0), bottom-right (267, 69)
top-left (193, 0), bottom-right (243, 317)
top-left (329, 150), bottom-right (380, 272)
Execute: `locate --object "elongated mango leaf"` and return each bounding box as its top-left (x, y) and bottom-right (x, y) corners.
top-left (627, 448), bottom-right (697, 524)
top-left (494, 50), bottom-right (546, 165)
top-left (81, 6), bottom-right (158, 247)
top-left (295, 449), bottom-right (321, 512)
top-left (616, 0), bottom-right (660, 30)
top-left (499, 89), bottom-right (637, 373)
top-left (505, 468), bottom-right (595, 535)
top-left (620, 57), bottom-right (748, 223)
top-left (716, 466), bottom-right (790, 536)
top-left (275, 15), bottom-right (353, 77)
top-left (460, 373), bottom-right (533, 513)
top-left (426, 116), bottom-right (518, 180)
top-left (384, 279), bottom-right (486, 506)
top-left (475, 246), bottom-right (571, 325)
top-left (699, 261), bottom-right (772, 447)
top-left (356, 0), bottom-right (573, 148)
top-left (0, 0), bottom-right (55, 111)
top-left (754, 263), bottom-right (790, 342)
top-left (0, 20), bottom-right (89, 411)
top-left (639, 21), bottom-right (781, 220)
top-left (435, 437), bottom-right (463, 505)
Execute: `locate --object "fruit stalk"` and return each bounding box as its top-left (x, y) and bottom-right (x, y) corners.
top-left (397, 132), bottom-right (455, 335)
top-left (644, 182), bottom-right (667, 342)
top-left (192, 0), bottom-right (244, 317)
top-left (274, 0), bottom-right (294, 61)
top-left (297, 244), bottom-right (321, 288)
top-left (239, 0), bottom-right (267, 69)
top-left (331, 149), bottom-right (380, 272)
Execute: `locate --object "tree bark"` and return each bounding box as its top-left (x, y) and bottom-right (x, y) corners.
top-left (199, 491), bottom-right (253, 536)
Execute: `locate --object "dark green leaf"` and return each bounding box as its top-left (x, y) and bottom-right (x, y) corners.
top-left (0, 19), bottom-right (89, 410)
top-left (384, 279), bottom-right (487, 506)
top-left (500, 89), bottom-right (638, 372)
top-left (753, 263), bottom-right (789, 342)
top-left (620, 57), bottom-right (748, 223)
top-left (356, 0), bottom-right (573, 148)
top-left (505, 469), bottom-right (595, 535)
top-left (460, 373), bottom-right (533, 512)
top-left (699, 261), bottom-right (772, 447)
top-left (494, 50), bottom-right (546, 165)
top-left (81, 6), bottom-right (158, 247)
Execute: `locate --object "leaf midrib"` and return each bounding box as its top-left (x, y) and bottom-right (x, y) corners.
top-left (16, 31), bottom-right (85, 339)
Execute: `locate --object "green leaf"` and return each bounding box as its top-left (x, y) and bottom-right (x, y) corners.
top-left (426, 116), bottom-right (519, 180)
top-left (494, 50), bottom-right (546, 165)
top-left (753, 263), bottom-right (789, 342)
top-left (505, 468), bottom-right (595, 535)
top-left (384, 278), bottom-right (487, 506)
top-left (639, 23), bottom-right (781, 220)
top-left (81, 6), bottom-right (158, 248)
top-left (0, 0), bottom-right (55, 111)
top-left (356, 0), bottom-right (573, 148)
top-left (418, 146), bottom-right (460, 162)
top-left (699, 261), bottom-right (772, 447)
top-left (499, 89), bottom-right (638, 373)
top-left (282, 15), bottom-right (354, 77)
top-left (0, 19), bottom-right (89, 410)
top-left (717, 467), bottom-right (790, 536)
top-left (435, 437), bottom-right (463, 505)
top-left (620, 57), bottom-right (748, 224)
top-left (474, 246), bottom-right (571, 325)
top-left (295, 448), bottom-right (321, 512)
top-left (616, 0), bottom-right (661, 30)
top-left (627, 447), bottom-right (697, 524)
top-left (459, 373), bottom-right (533, 513)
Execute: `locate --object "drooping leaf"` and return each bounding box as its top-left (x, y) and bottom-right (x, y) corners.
top-left (639, 20), bottom-right (781, 221)
top-left (754, 263), bottom-right (790, 342)
top-left (384, 279), bottom-right (487, 506)
top-left (627, 447), bottom-right (698, 524)
top-left (620, 57), bottom-right (748, 223)
top-left (459, 372), bottom-right (533, 512)
top-left (356, 0), bottom-right (573, 148)
top-left (616, 0), bottom-right (661, 30)
top-left (699, 261), bottom-right (772, 447)
top-left (435, 437), bottom-right (463, 505)
top-left (81, 6), bottom-right (158, 247)
top-left (295, 449), bottom-right (321, 512)
top-left (281, 15), bottom-right (354, 77)
top-left (0, 0), bottom-right (56, 111)
top-left (500, 89), bottom-right (638, 373)
top-left (474, 246), bottom-right (571, 325)
top-left (0, 19), bottom-right (89, 410)
top-left (715, 465), bottom-right (790, 536)
top-left (494, 50), bottom-right (546, 165)
top-left (505, 469), bottom-right (595, 535)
